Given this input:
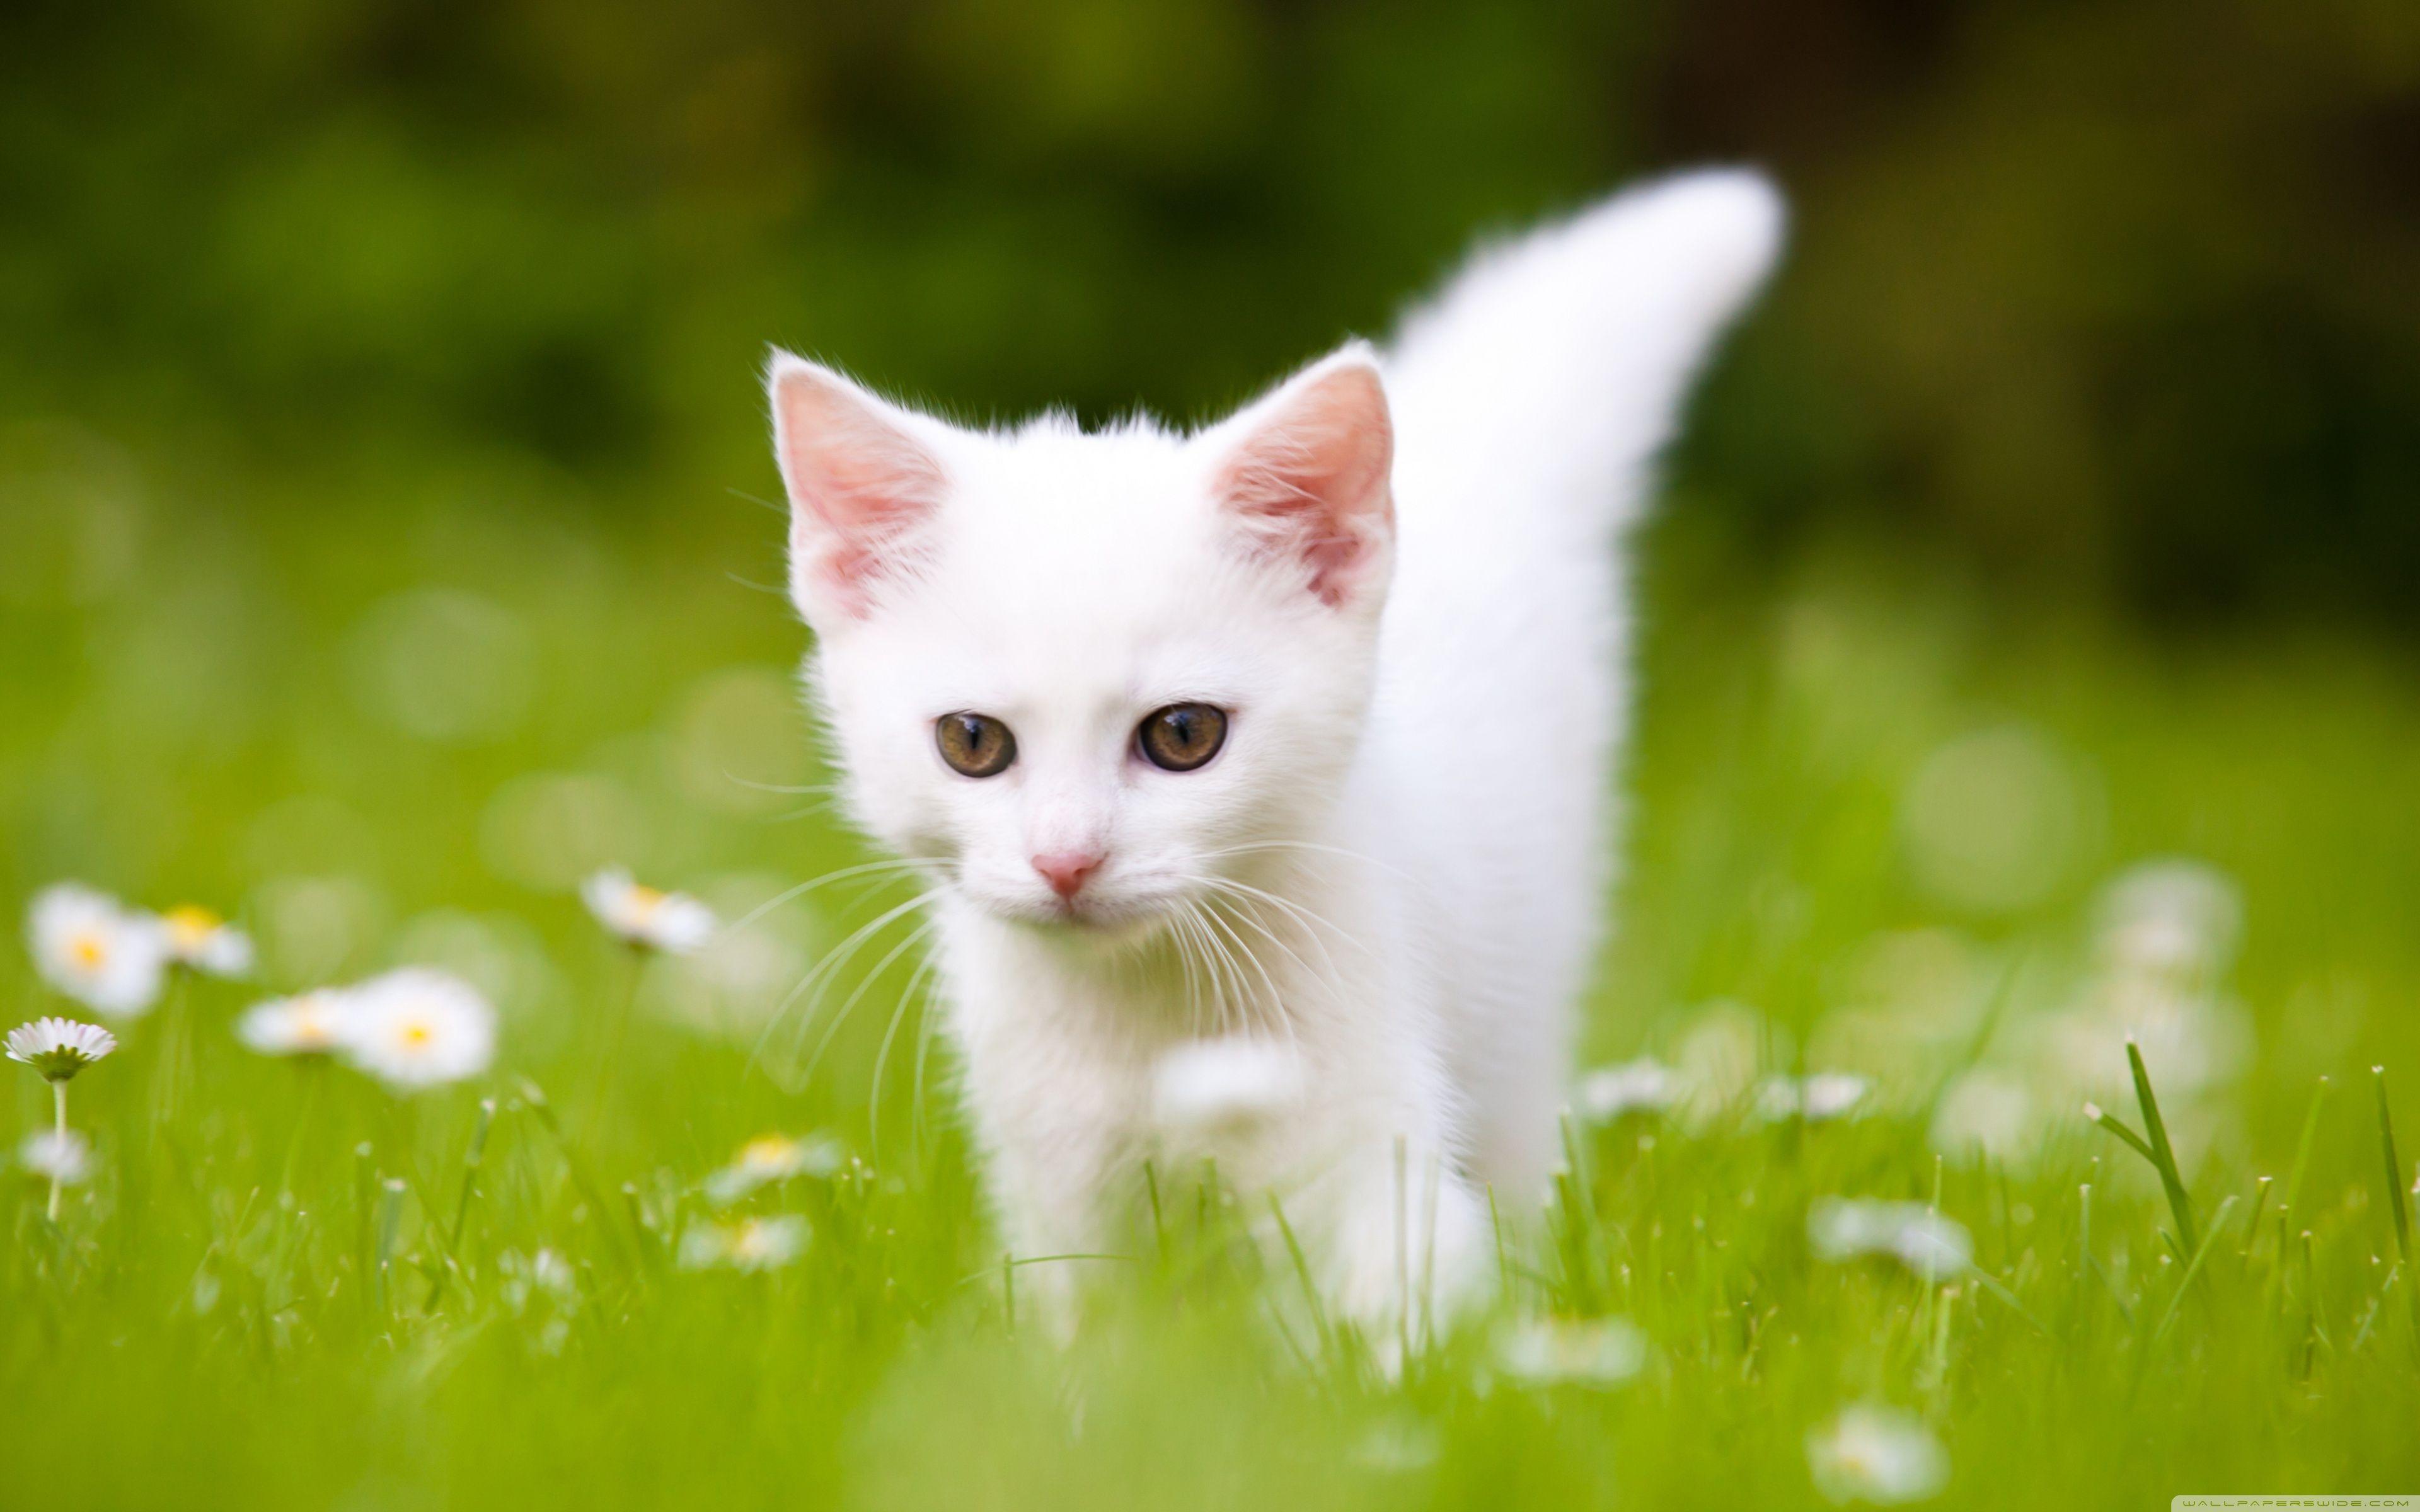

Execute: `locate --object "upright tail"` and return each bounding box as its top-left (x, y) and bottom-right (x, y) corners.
top-left (1363, 171), bottom-right (1785, 1193)
top-left (1380, 168), bottom-right (1787, 552)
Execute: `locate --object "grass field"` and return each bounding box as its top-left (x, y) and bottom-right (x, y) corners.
top-left (5, 435), bottom-right (2419, 1509)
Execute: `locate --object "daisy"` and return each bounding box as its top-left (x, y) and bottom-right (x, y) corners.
top-left (1490, 1315), bottom-right (1650, 1389)
top-left (9, 1016), bottom-right (114, 1221)
top-left (1574, 1058), bottom-right (1676, 1123)
top-left (2096, 859), bottom-right (2241, 982)
top-left (159, 903), bottom-right (255, 977)
top-left (25, 884), bottom-right (169, 1017)
top-left (1808, 1198), bottom-right (1973, 1281)
top-left (1928, 1070), bottom-right (2035, 1162)
top-left (6, 1017), bottom-right (118, 1082)
top-left (234, 989), bottom-right (358, 1057)
top-left (1807, 1404), bottom-right (1949, 1504)
top-left (705, 1131), bottom-right (844, 1205)
top-left (582, 869), bottom-right (717, 954)
top-left (340, 968), bottom-right (497, 1091)
top-left (679, 1214), bottom-right (809, 1272)
top-left (499, 1247), bottom-right (579, 1312)
top-left (18, 1128), bottom-right (91, 1187)
top-left (1757, 1072), bottom-right (1872, 1123)
top-left (1150, 1037), bottom-right (1305, 1138)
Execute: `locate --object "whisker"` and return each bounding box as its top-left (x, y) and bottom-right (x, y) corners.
top-left (1187, 899), bottom-right (1253, 1040)
top-left (1196, 875), bottom-right (1372, 980)
top-left (1207, 892), bottom-right (1325, 1045)
top-left (1202, 885), bottom-right (1320, 985)
top-left (796, 915), bottom-right (940, 1092)
top-left (869, 927), bottom-right (946, 1162)
top-left (749, 888), bottom-right (942, 1085)
top-left (908, 948), bottom-right (950, 1163)
top-left (1200, 900), bottom-right (1288, 1043)
top-left (723, 859), bottom-right (930, 936)
top-left (1176, 900), bottom-right (1229, 1045)
top-left (1195, 839), bottom-right (1415, 883)
top-left (1172, 901), bottom-right (1217, 1037)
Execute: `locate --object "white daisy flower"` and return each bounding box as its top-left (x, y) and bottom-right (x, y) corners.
top-left (1150, 1037), bottom-right (1304, 1138)
top-left (234, 989), bottom-right (359, 1057)
top-left (1809, 1198), bottom-right (1973, 1281)
top-left (159, 903), bottom-right (255, 977)
top-left (581, 869), bottom-right (717, 954)
top-left (1757, 1072), bottom-right (1872, 1123)
top-left (18, 1128), bottom-right (93, 1186)
top-left (1490, 1315), bottom-right (1651, 1389)
top-left (340, 968), bottom-right (497, 1091)
top-left (1352, 1414), bottom-right (1442, 1473)
top-left (5, 1016), bottom-right (118, 1082)
top-left (2096, 859), bottom-right (2241, 981)
top-left (1670, 1000), bottom-right (1780, 1125)
top-left (1807, 1404), bottom-right (1949, 1504)
top-left (705, 1131), bottom-right (845, 1205)
top-left (1574, 1058), bottom-right (1677, 1123)
top-left (1928, 1070), bottom-right (2036, 1161)
top-left (679, 1214), bottom-right (809, 1272)
top-left (499, 1246), bottom-right (580, 1312)
top-left (25, 884), bottom-right (170, 1017)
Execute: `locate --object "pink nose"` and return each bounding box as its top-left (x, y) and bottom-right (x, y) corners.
top-left (1031, 850), bottom-right (1104, 900)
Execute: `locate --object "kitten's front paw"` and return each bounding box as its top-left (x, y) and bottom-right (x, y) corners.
top-left (1326, 1170), bottom-right (1490, 1365)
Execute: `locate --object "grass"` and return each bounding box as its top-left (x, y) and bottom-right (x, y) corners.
top-left (4, 442), bottom-right (2420, 1509)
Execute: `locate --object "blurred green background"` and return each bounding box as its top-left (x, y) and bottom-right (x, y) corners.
top-left (7, 0), bottom-right (2418, 616)
top-left (5, 0), bottom-right (2419, 1084)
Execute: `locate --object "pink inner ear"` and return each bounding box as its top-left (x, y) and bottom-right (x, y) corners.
top-left (772, 364), bottom-right (948, 618)
top-left (1214, 362), bottom-right (1395, 608)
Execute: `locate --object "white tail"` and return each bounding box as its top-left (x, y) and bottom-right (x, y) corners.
top-left (1382, 168), bottom-right (1787, 552)
top-left (1363, 170), bottom-right (1785, 1190)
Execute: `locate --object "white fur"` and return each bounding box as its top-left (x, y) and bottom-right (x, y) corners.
top-left (766, 170), bottom-right (1785, 1335)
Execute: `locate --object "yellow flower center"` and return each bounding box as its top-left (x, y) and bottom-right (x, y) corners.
top-left (69, 932), bottom-right (107, 969)
top-left (163, 905), bottom-right (221, 949)
top-left (740, 1135), bottom-right (797, 1169)
top-left (401, 1021), bottom-right (434, 1049)
top-left (627, 885), bottom-right (666, 917)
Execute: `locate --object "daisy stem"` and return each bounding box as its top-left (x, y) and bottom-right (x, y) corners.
top-left (372, 1177), bottom-right (407, 1319)
top-left (425, 1097), bottom-right (497, 1309)
top-left (47, 1080), bottom-right (67, 1222)
top-left (277, 1060), bottom-right (324, 1199)
top-left (584, 944), bottom-right (644, 1141)
top-left (148, 968), bottom-right (193, 1132)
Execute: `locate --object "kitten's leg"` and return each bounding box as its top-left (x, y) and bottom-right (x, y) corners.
top-left (1315, 1138), bottom-right (1492, 1361)
top-left (947, 963), bottom-right (1141, 1339)
top-left (979, 1118), bottom-right (1129, 1339)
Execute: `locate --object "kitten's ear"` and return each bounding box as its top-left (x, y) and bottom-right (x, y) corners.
top-left (767, 352), bottom-right (951, 626)
top-left (1206, 345), bottom-right (1395, 609)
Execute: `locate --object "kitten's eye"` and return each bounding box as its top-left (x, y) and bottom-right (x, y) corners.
top-left (1136, 703), bottom-right (1228, 772)
top-left (935, 713), bottom-right (1017, 777)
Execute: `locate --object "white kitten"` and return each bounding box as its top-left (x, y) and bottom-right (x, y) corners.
top-left (765, 171), bottom-right (1784, 1337)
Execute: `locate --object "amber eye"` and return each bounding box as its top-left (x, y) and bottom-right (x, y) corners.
top-left (935, 713), bottom-right (1017, 777)
top-left (1136, 703), bottom-right (1228, 772)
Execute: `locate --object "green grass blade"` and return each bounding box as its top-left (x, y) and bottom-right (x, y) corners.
top-left (2373, 1067), bottom-right (2411, 1265)
top-left (2280, 1077), bottom-right (2329, 1227)
top-left (1265, 1194), bottom-right (1333, 1360)
top-left (2150, 1194), bottom-right (2238, 1346)
top-left (2084, 1101), bottom-right (2157, 1166)
top-left (2078, 1182), bottom-right (2136, 1329)
top-left (2126, 1039), bottom-right (2199, 1255)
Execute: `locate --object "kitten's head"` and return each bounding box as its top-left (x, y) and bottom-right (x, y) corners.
top-left (767, 347), bottom-right (1394, 940)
